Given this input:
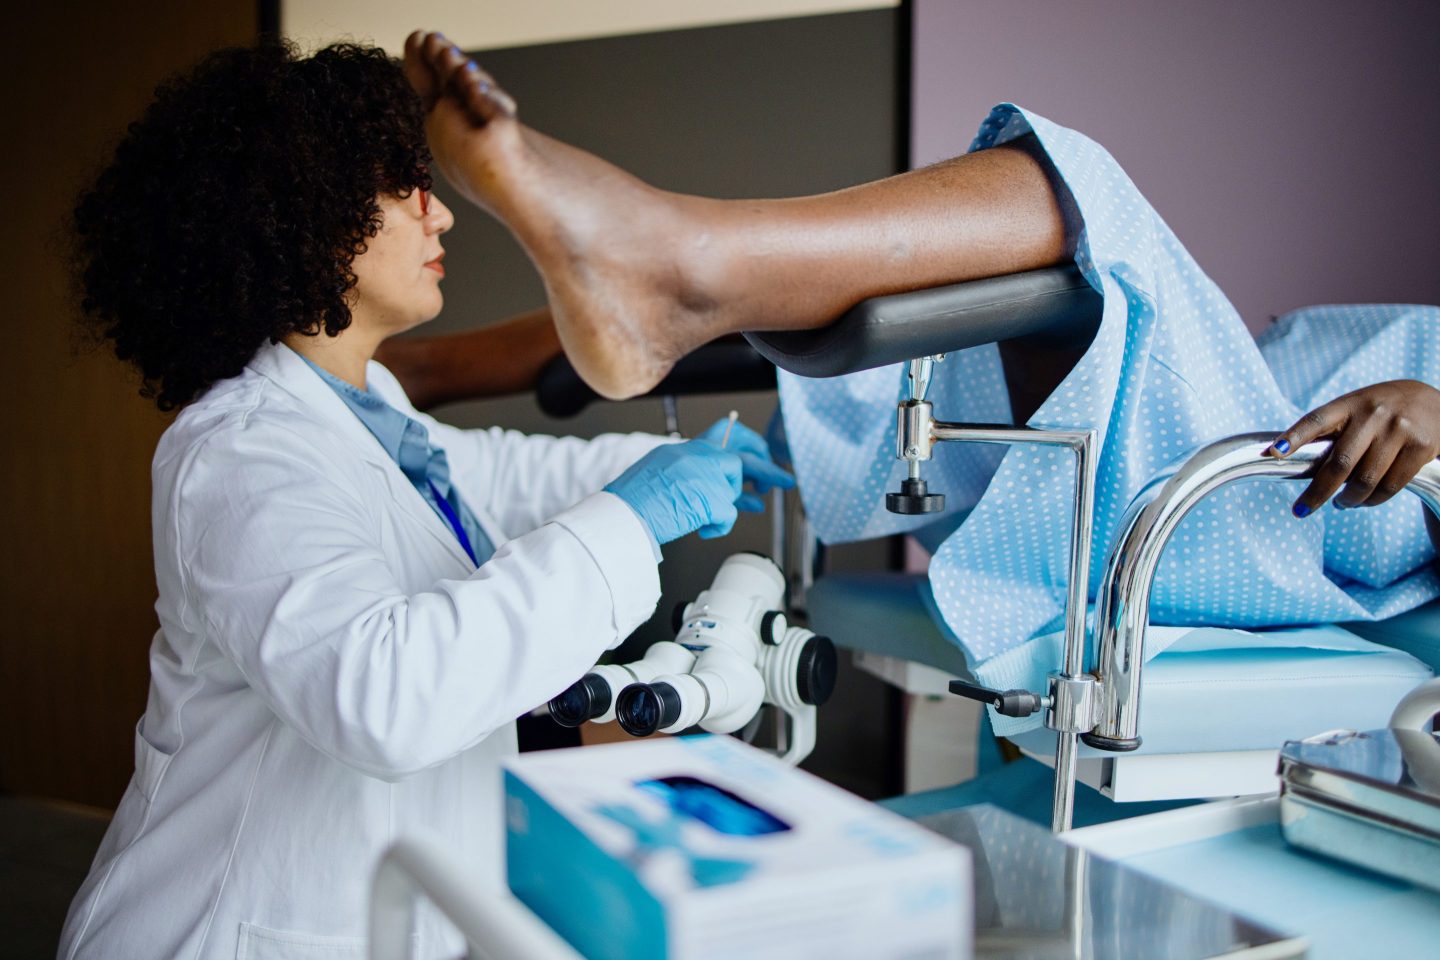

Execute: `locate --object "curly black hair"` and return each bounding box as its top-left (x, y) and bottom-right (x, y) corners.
top-left (72, 41), bottom-right (432, 411)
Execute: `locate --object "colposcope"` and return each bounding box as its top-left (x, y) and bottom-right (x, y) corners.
top-left (548, 553), bottom-right (836, 765)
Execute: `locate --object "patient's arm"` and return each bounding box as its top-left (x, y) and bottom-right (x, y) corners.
top-left (374, 307), bottom-right (561, 411)
top-left (1267, 380), bottom-right (1440, 547)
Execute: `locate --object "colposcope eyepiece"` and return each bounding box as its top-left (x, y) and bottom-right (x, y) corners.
top-left (796, 636), bottom-right (838, 706)
top-left (616, 682), bottom-right (684, 737)
top-left (548, 673), bottom-right (613, 728)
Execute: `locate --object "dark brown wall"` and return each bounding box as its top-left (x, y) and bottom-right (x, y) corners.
top-left (1, 2), bottom-right (257, 807)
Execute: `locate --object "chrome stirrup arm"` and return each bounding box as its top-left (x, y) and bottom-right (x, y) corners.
top-left (1087, 436), bottom-right (1440, 751)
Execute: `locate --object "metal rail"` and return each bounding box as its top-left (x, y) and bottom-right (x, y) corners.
top-left (895, 389), bottom-right (1100, 832)
top-left (1086, 435), bottom-right (1440, 750)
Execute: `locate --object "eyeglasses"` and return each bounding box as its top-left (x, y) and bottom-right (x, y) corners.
top-left (418, 187), bottom-right (431, 216)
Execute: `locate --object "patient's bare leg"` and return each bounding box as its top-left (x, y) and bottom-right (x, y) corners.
top-left (404, 31), bottom-right (1071, 400)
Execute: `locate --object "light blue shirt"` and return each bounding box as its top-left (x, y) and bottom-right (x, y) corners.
top-left (301, 356), bottom-right (494, 566)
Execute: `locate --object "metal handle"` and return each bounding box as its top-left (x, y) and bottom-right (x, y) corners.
top-left (1392, 678), bottom-right (1440, 731)
top-left (905, 412), bottom-right (1098, 832)
top-left (948, 679), bottom-right (1045, 718)
top-left (1088, 435), bottom-right (1440, 750)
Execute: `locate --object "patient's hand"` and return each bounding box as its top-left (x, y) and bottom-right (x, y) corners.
top-left (1268, 380), bottom-right (1440, 519)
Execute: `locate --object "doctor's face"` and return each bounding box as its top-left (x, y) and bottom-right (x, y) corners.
top-left (348, 186), bottom-right (455, 336)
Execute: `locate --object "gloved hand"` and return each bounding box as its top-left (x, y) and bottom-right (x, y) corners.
top-left (606, 417), bottom-right (795, 544)
top-left (763, 407), bottom-right (792, 470)
top-left (694, 416), bottom-right (795, 512)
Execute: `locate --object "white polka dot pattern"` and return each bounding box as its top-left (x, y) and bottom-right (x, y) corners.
top-left (777, 104), bottom-right (1439, 696)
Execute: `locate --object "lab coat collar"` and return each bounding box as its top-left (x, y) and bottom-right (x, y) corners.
top-left (246, 341), bottom-right (477, 571)
top-left (248, 341), bottom-right (390, 466)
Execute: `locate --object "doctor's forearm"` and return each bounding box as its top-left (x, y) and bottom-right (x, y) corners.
top-left (375, 306), bottom-right (562, 411)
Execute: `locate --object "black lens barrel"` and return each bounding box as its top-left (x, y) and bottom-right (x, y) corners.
top-left (796, 636), bottom-right (838, 706)
top-left (616, 681), bottom-right (684, 736)
top-left (547, 673), bottom-right (612, 727)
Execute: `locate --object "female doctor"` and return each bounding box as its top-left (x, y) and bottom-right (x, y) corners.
top-left (59, 42), bottom-right (789, 960)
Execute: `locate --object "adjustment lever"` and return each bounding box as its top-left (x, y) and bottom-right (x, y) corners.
top-left (948, 679), bottom-right (1045, 718)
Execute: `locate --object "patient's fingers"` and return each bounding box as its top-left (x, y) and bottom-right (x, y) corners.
top-left (1274, 380), bottom-right (1440, 519)
top-left (1333, 431), bottom-right (1406, 509)
top-left (1366, 443), bottom-right (1435, 507)
top-left (1292, 414), bottom-right (1376, 517)
top-left (1268, 398), bottom-right (1347, 459)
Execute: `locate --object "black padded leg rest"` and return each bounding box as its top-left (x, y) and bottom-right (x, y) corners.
top-left (536, 335), bottom-right (776, 418)
top-left (743, 265), bottom-right (1102, 379)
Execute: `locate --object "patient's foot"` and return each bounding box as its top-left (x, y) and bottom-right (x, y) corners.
top-left (403, 31), bottom-right (723, 399)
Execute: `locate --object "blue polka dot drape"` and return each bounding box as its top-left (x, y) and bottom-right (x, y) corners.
top-left (778, 104), bottom-right (1439, 697)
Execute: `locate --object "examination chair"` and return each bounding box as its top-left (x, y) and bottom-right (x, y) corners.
top-left (538, 265), bottom-right (1440, 833)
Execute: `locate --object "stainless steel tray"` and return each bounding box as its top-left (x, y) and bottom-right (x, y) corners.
top-left (1278, 727), bottom-right (1440, 892)
top-left (916, 804), bottom-right (1304, 959)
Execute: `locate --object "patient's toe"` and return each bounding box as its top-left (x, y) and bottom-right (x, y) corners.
top-left (410, 31), bottom-right (517, 126)
top-left (402, 30), bottom-right (441, 108)
top-left (445, 59), bottom-right (517, 123)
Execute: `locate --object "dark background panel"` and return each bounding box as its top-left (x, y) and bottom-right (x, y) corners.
top-left (428, 8), bottom-right (905, 345)
top-left (0, 4), bottom-right (911, 812)
top-left (0, 9), bottom-right (910, 951)
top-left (420, 8), bottom-right (907, 798)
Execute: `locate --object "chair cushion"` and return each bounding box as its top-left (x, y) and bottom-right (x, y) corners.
top-left (1342, 599), bottom-right (1440, 672)
top-left (807, 572), bottom-right (972, 679)
top-left (809, 573), bottom-right (1434, 757)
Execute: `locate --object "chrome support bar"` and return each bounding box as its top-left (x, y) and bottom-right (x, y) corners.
top-left (922, 412), bottom-right (1099, 832)
top-left (897, 401), bottom-right (937, 463)
top-left (1086, 435), bottom-right (1440, 750)
top-left (907, 355), bottom-right (941, 404)
top-left (890, 358), bottom-right (950, 514)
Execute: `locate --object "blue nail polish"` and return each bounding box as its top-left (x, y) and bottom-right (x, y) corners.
top-left (1292, 503), bottom-right (1311, 518)
top-left (1273, 438), bottom-right (1291, 454)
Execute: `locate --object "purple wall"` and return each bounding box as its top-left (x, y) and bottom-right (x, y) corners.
top-left (913, 0), bottom-right (1440, 332)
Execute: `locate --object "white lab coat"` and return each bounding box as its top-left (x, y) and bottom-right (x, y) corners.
top-left (59, 342), bottom-right (668, 960)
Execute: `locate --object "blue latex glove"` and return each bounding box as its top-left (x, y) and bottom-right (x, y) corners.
top-left (763, 406), bottom-right (792, 470)
top-left (606, 418), bottom-right (795, 543)
top-left (694, 416), bottom-right (795, 514)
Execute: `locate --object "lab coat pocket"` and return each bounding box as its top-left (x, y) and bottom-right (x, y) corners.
top-left (133, 717), bottom-right (174, 802)
top-left (235, 921), bottom-right (407, 960)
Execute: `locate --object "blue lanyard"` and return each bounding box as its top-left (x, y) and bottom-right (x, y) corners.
top-left (428, 481), bottom-right (479, 566)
